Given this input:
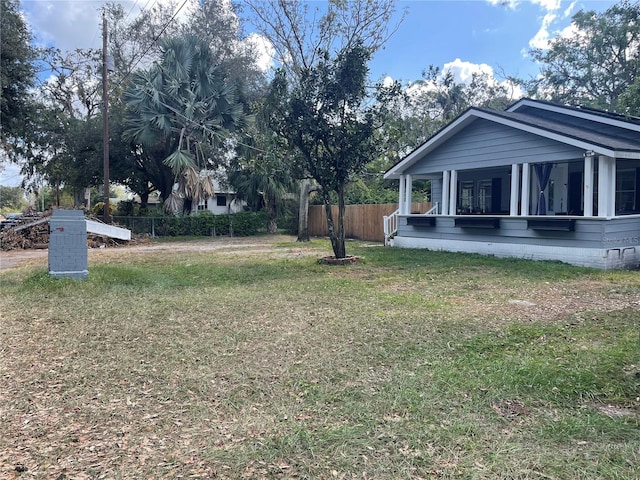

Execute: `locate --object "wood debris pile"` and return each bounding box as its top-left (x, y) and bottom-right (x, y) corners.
top-left (0, 211), bottom-right (51, 251)
top-left (0, 212), bottom-right (138, 251)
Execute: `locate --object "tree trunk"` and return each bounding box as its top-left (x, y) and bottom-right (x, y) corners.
top-left (335, 182), bottom-right (347, 258)
top-left (139, 191), bottom-right (149, 209)
top-left (297, 179), bottom-right (312, 242)
top-left (267, 217), bottom-right (278, 234)
top-left (323, 184), bottom-right (346, 259)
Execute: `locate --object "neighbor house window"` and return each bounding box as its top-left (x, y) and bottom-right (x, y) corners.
top-left (197, 200), bottom-right (208, 211)
top-left (216, 195), bottom-right (227, 207)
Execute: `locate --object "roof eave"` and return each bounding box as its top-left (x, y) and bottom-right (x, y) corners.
top-left (384, 108), bottom-right (640, 178)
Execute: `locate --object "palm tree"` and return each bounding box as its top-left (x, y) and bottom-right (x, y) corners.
top-left (124, 34), bottom-right (247, 214)
top-left (228, 163), bottom-right (295, 233)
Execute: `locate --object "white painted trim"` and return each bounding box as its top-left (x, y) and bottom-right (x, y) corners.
top-left (598, 156), bottom-right (616, 217)
top-left (449, 170), bottom-right (458, 215)
top-left (398, 174), bottom-right (406, 215)
top-left (521, 163), bottom-right (530, 216)
top-left (442, 170), bottom-right (450, 216)
top-left (405, 175), bottom-right (413, 214)
top-left (510, 163), bottom-right (520, 216)
top-left (392, 236), bottom-right (640, 270)
top-left (584, 154), bottom-right (594, 217)
top-left (508, 98), bottom-right (640, 133)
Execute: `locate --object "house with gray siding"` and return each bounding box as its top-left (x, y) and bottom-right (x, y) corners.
top-left (383, 98), bottom-right (640, 269)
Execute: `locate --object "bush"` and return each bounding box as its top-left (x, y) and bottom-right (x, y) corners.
top-left (116, 200), bottom-right (135, 216)
top-left (229, 211), bottom-right (268, 236)
top-left (92, 202), bottom-right (115, 216)
top-left (152, 211), bottom-right (268, 237)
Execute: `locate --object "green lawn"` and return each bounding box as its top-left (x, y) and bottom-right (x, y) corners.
top-left (1, 237), bottom-right (639, 479)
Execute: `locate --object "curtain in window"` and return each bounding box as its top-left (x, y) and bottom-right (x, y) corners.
top-left (534, 163), bottom-right (553, 215)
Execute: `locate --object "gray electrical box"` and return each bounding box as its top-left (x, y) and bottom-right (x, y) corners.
top-left (48, 209), bottom-right (88, 279)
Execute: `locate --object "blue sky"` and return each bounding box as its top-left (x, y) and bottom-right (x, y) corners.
top-left (1, 0), bottom-right (620, 187)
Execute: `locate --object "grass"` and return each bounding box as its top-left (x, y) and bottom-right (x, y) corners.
top-left (1, 236), bottom-right (639, 479)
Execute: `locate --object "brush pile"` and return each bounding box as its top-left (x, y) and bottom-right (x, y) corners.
top-left (0, 211), bottom-right (137, 251)
top-left (0, 211), bottom-right (50, 251)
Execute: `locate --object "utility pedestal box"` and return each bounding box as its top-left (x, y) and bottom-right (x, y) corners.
top-left (48, 209), bottom-right (88, 279)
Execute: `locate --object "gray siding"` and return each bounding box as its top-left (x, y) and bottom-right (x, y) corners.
top-left (405, 119), bottom-right (585, 175)
top-left (396, 215), bottom-right (640, 249)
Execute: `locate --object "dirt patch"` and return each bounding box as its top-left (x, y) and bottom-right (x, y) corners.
top-left (0, 235), bottom-right (313, 271)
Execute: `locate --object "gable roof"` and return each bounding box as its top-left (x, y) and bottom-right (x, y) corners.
top-left (384, 98), bottom-right (640, 180)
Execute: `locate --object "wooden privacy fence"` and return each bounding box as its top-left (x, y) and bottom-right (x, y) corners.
top-left (308, 202), bottom-right (431, 243)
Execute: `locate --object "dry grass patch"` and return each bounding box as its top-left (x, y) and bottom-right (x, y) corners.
top-left (1, 238), bottom-right (638, 479)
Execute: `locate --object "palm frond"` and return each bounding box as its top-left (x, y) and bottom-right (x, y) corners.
top-left (163, 149), bottom-right (195, 173)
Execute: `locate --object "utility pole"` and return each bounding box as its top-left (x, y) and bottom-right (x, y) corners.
top-left (102, 10), bottom-right (111, 224)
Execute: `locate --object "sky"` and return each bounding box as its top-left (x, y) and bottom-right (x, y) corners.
top-left (0, 0), bottom-right (620, 187)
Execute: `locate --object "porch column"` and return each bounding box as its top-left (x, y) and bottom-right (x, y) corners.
top-left (405, 174), bottom-right (413, 214)
top-left (583, 153), bottom-right (594, 217)
top-left (510, 163), bottom-right (520, 216)
top-left (398, 175), bottom-right (406, 215)
top-left (449, 169), bottom-right (458, 215)
top-left (442, 170), bottom-right (450, 216)
top-left (520, 162), bottom-right (530, 216)
top-left (598, 155), bottom-right (616, 217)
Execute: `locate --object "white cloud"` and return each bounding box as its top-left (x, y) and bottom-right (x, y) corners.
top-left (442, 58), bottom-right (495, 83)
top-left (529, 12), bottom-right (557, 49)
top-left (22, 0), bottom-right (193, 52)
top-left (563, 1), bottom-right (577, 18)
top-left (383, 76), bottom-right (394, 88)
top-left (485, 0), bottom-right (520, 10)
top-left (531, 0), bottom-right (561, 11)
top-left (397, 59), bottom-right (522, 103)
top-left (244, 33), bottom-right (275, 72)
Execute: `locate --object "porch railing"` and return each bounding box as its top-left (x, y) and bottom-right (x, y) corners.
top-left (383, 202), bottom-right (439, 246)
top-left (424, 202), bottom-right (439, 215)
top-left (383, 208), bottom-right (400, 246)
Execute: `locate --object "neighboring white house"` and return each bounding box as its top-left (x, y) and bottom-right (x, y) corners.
top-left (191, 178), bottom-right (245, 215)
top-left (383, 98), bottom-right (640, 270)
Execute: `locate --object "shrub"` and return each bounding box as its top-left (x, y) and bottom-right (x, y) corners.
top-left (116, 200), bottom-right (135, 216)
top-left (92, 202), bottom-right (115, 216)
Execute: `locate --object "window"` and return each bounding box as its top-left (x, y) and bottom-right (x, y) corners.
top-left (616, 168), bottom-right (636, 213)
top-left (216, 195), bottom-right (227, 207)
top-left (197, 199), bottom-right (208, 211)
top-left (478, 180), bottom-right (492, 213)
top-left (459, 181), bottom-right (474, 213)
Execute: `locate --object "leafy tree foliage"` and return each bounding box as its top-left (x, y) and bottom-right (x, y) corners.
top-left (244, 0), bottom-right (403, 240)
top-left (228, 97), bottom-right (298, 233)
top-left (524, 1), bottom-right (640, 115)
top-left (0, 0), bottom-right (38, 147)
top-left (0, 185), bottom-right (26, 212)
top-left (268, 42), bottom-right (391, 258)
top-left (124, 34), bottom-right (248, 214)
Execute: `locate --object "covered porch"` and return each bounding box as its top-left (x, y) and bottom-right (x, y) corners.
top-left (383, 99), bottom-right (640, 269)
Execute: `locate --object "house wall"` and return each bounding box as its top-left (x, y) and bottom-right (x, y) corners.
top-left (404, 119), bottom-right (584, 175)
top-left (193, 195), bottom-right (245, 215)
top-left (394, 215), bottom-right (640, 269)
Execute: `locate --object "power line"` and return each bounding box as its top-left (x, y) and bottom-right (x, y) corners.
top-left (113, 0), bottom-right (191, 91)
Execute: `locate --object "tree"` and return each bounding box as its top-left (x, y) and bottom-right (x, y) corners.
top-left (124, 34), bottom-right (248, 214)
top-left (0, 0), bottom-right (38, 148)
top-left (524, 1), bottom-right (640, 115)
top-left (228, 96), bottom-right (298, 233)
top-left (0, 185), bottom-right (26, 212)
top-left (268, 42), bottom-right (389, 259)
top-left (243, 0), bottom-right (403, 241)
